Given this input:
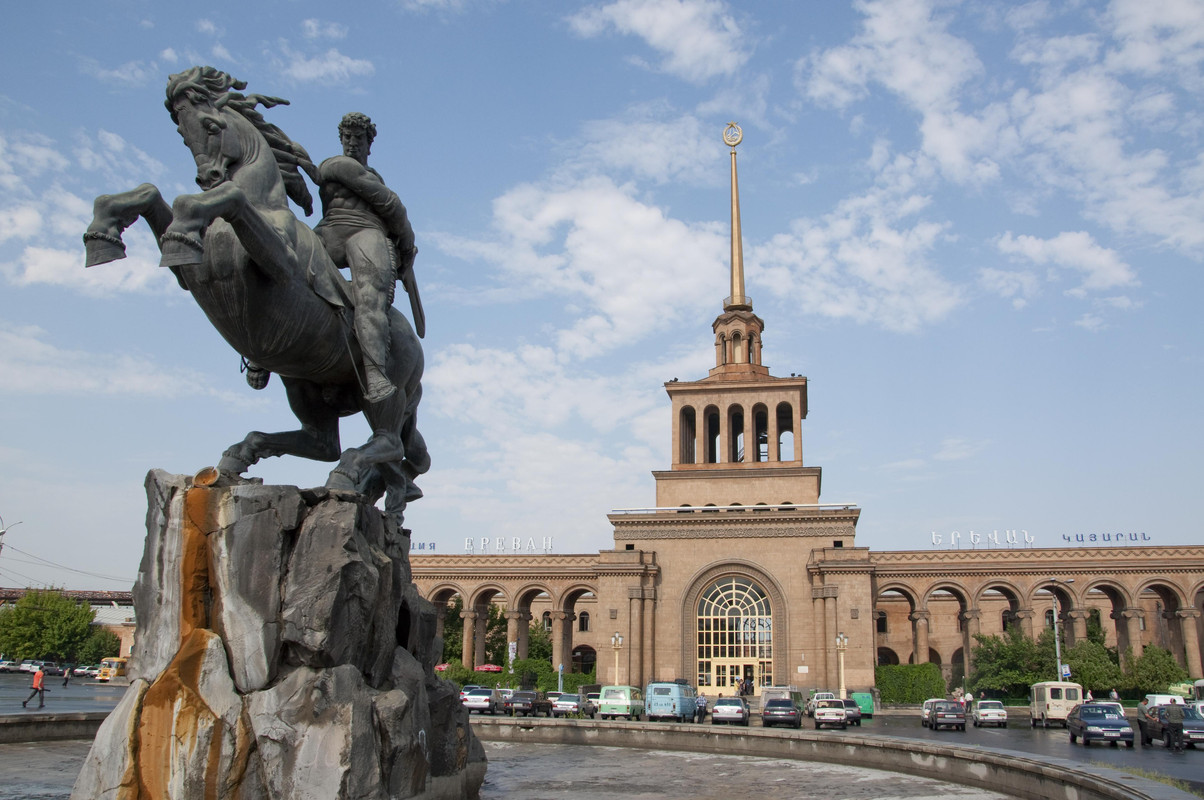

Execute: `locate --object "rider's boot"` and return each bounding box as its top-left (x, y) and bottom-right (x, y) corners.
top-left (364, 363), bottom-right (397, 403)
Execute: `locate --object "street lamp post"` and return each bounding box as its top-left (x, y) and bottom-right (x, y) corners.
top-left (835, 632), bottom-right (849, 699)
top-left (0, 516), bottom-right (21, 560)
top-left (611, 632), bottom-right (624, 685)
top-left (1049, 578), bottom-right (1074, 681)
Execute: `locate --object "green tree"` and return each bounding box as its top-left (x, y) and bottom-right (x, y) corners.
top-left (76, 628), bottom-right (122, 665)
top-left (968, 627), bottom-right (1048, 697)
top-left (875, 663), bottom-right (946, 703)
top-left (1122, 645), bottom-right (1188, 694)
top-left (1064, 639), bottom-right (1122, 693)
top-left (525, 622), bottom-right (552, 663)
top-left (0, 589), bottom-right (97, 662)
top-left (439, 596), bottom-right (463, 664)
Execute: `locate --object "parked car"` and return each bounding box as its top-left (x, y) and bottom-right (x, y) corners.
top-left (972, 699), bottom-right (1008, 727)
top-left (598, 685), bottom-right (645, 721)
top-left (40, 662), bottom-right (62, 676)
top-left (462, 687), bottom-right (504, 715)
top-left (1066, 702), bottom-right (1134, 747)
top-left (646, 681), bottom-right (697, 723)
top-left (19, 660), bottom-right (40, 673)
top-left (813, 699), bottom-right (848, 730)
top-left (552, 691), bottom-right (596, 718)
top-left (761, 698), bottom-right (803, 729)
top-left (458, 684), bottom-right (481, 702)
top-left (73, 664), bottom-right (97, 677)
top-left (806, 691), bottom-right (836, 717)
top-left (1138, 704), bottom-right (1204, 749)
top-left (505, 690), bottom-right (552, 717)
top-left (929, 701), bottom-right (966, 731)
top-left (0, 660), bottom-right (18, 672)
top-left (841, 698), bottom-right (862, 726)
top-left (921, 698), bottom-right (944, 728)
top-left (711, 696), bottom-right (750, 726)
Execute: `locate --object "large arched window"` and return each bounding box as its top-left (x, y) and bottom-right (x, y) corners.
top-left (696, 577), bottom-right (773, 692)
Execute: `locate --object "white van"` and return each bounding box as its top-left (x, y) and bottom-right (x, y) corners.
top-left (1030, 681), bottom-right (1082, 728)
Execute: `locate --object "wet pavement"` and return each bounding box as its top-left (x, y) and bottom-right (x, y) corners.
top-left (0, 739), bottom-right (1016, 800)
top-left (0, 672), bottom-right (128, 715)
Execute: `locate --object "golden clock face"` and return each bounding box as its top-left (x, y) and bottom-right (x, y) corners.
top-left (723, 122), bottom-right (743, 147)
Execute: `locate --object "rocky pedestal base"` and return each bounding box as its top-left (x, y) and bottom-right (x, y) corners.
top-left (72, 469), bottom-right (485, 800)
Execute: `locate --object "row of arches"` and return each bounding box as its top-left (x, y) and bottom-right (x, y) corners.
top-left (678, 402), bottom-right (797, 464)
top-left (715, 330), bottom-right (761, 367)
top-left (874, 577), bottom-right (1204, 678)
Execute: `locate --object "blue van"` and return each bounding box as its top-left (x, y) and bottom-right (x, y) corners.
top-left (645, 681), bottom-right (697, 722)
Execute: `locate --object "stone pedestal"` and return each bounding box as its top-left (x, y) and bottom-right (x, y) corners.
top-left (72, 469), bottom-right (485, 800)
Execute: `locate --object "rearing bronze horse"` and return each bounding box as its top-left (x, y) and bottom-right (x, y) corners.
top-left (83, 66), bottom-right (427, 523)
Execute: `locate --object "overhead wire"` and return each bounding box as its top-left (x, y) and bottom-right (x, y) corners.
top-left (0, 543), bottom-right (134, 585)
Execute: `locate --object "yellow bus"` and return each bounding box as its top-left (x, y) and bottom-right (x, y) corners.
top-left (97, 657), bottom-right (128, 682)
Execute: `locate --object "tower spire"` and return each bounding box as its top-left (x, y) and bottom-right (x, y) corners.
top-left (723, 122), bottom-right (751, 312)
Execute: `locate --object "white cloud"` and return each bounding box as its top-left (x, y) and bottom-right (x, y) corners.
top-left (996, 231), bottom-right (1137, 295)
top-left (302, 19), bottom-right (349, 40)
top-left (569, 0), bottom-right (750, 83)
top-left (0, 322), bottom-right (254, 402)
top-left (196, 19), bottom-right (221, 36)
top-left (1104, 0), bottom-right (1204, 80)
top-left (800, 0), bottom-right (1011, 185)
top-left (978, 267), bottom-right (1040, 309)
top-left (933, 437), bottom-right (986, 461)
top-left (437, 176), bottom-right (726, 358)
top-left (574, 109), bottom-right (722, 185)
top-left (751, 148), bottom-right (962, 333)
top-left (275, 45), bottom-right (375, 84)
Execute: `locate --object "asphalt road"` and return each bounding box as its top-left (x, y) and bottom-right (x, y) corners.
top-left (0, 672), bottom-right (128, 714)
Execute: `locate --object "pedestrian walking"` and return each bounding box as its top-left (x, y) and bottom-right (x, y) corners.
top-left (23, 665), bottom-right (46, 708)
top-left (1085, 690), bottom-right (1093, 702)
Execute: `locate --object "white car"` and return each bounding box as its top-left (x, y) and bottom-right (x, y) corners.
top-left (710, 697), bottom-right (751, 726)
top-left (972, 700), bottom-right (1008, 728)
top-left (806, 691), bottom-right (836, 716)
top-left (0, 660), bottom-right (18, 672)
top-left (462, 688), bottom-right (504, 715)
top-left (813, 699), bottom-right (848, 729)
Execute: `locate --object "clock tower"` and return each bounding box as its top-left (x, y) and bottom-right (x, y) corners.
top-left (654, 123), bottom-right (819, 509)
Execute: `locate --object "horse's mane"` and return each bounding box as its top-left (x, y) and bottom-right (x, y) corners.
top-left (165, 66), bottom-right (319, 216)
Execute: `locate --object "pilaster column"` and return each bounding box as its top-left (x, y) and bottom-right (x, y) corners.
top-left (460, 610), bottom-right (478, 670)
top-left (767, 408), bottom-right (779, 463)
top-left (629, 588), bottom-right (645, 688)
top-left (742, 405), bottom-right (754, 463)
top-left (434, 602), bottom-right (448, 641)
top-left (517, 611), bottom-right (532, 660)
top-left (474, 612), bottom-right (488, 667)
top-left (550, 611), bottom-right (571, 672)
top-left (1113, 608), bottom-right (1144, 668)
top-left (1176, 609), bottom-right (1202, 679)
top-left (960, 610), bottom-right (980, 676)
top-left (642, 588), bottom-right (656, 685)
top-left (825, 595), bottom-right (838, 683)
top-left (504, 610), bottom-right (523, 665)
top-left (1067, 609), bottom-right (1089, 647)
top-left (719, 411), bottom-right (731, 465)
top-left (1014, 609), bottom-right (1035, 640)
top-left (910, 610), bottom-right (930, 665)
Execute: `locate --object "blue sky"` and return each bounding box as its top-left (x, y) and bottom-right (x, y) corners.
top-left (1, 0), bottom-right (1201, 590)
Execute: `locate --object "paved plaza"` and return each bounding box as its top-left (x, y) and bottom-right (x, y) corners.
top-left (0, 739), bottom-right (1016, 799)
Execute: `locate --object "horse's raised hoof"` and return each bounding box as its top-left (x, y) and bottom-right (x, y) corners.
top-left (82, 230), bottom-right (127, 267)
top-left (159, 230), bottom-right (204, 267)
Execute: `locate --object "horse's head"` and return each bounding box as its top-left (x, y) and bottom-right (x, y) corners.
top-left (166, 67), bottom-right (245, 190)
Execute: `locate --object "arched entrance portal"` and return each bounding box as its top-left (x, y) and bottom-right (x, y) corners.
top-left (696, 577), bottom-right (773, 693)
